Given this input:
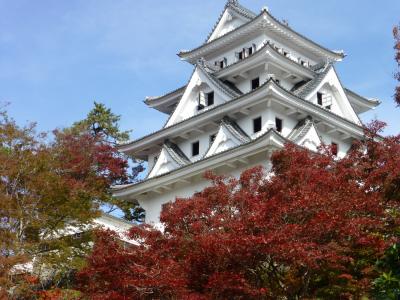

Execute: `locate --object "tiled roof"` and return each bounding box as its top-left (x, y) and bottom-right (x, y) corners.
top-left (344, 88), bottom-right (381, 106)
top-left (204, 0), bottom-right (256, 43)
top-left (114, 128), bottom-right (286, 192)
top-left (215, 41), bottom-right (316, 77)
top-left (198, 59), bottom-right (242, 98)
top-left (291, 63), bottom-right (332, 98)
top-left (287, 116), bottom-right (314, 143)
top-left (180, 8), bottom-right (344, 61)
top-left (164, 140), bottom-right (190, 166)
top-left (144, 85), bottom-right (186, 106)
top-left (118, 79), bottom-right (364, 151)
top-left (221, 116), bottom-right (250, 143)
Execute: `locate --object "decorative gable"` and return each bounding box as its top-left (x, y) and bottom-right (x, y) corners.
top-left (304, 67), bottom-right (361, 125)
top-left (148, 141), bottom-right (189, 179)
top-left (207, 0), bottom-right (256, 43)
top-left (206, 117), bottom-right (250, 157)
top-left (165, 61), bottom-right (241, 127)
top-left (288, 117), bottom-right (322, 152)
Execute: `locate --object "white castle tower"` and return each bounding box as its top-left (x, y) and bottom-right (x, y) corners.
top-left (113, 1), bottom-right (380, 224)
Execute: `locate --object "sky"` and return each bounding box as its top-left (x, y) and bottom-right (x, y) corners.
top-left (0, 0), bottom-right (399, 139)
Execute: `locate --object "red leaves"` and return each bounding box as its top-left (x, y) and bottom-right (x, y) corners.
top-left (394, 24), bottom-right (400, 106)
top-left (77, 123), bottom-right (400, 298)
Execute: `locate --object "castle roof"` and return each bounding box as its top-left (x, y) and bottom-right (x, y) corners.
top-left (179, 4), bottom-right (345, 63)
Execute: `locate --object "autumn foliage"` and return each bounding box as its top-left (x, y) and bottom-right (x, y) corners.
top-left (394, 24), bottom-right (400, 106)
top-left (0, 106), bottom-right (132, 297)
top-left (77, 122), bottom-right (400, 299)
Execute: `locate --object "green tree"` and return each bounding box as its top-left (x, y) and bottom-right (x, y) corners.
top-left (73, 101), bottom-right (130, 143)
top-left (373, 244), bottom-right (400, 299)
top-left (72, 102), bottom-right (145, 222)
top-left (0, 106), bottom-right (132, 297)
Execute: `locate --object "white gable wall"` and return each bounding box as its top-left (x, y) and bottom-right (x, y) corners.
top-left (307, 68), bottom-right (361, 125)
top-left (166, 68), bottom-right (232, 126)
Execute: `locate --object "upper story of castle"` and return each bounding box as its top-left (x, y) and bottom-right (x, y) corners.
top-left (115, 1), bottom-right (380, 182)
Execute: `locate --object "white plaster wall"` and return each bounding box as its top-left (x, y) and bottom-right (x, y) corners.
top-left (208, 33), bottom-right (318, 70)
top-left (306, 69), bottom-right (360, 125)
top-left (236, 105), bottom-right (298, 139)
top-left (140, 158), bottom-right (271, 224)
top-left (319, 132), bottom-right (352, 158)
top-left (178, 131), bottom-right (215, 163)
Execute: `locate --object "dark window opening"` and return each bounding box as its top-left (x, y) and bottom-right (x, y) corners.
top-left (276, 79), bottom-right (280, 85)
top-left (238, 51), bottom-right (243, 60)
top-left (325, 105), bottom-right (331, 110)
top-left (284, 51), bottom-right (289, 57)
top-left (275, 118), bottom-right (283, 133)
top-left (206, 92), bottom-right (214, 106)
top-left (331, 142), bottom-right (338, 156)
top-left (253, 117), bottom-right (262, 133)
top-left (251, 77), bottom-right (260, 90)
top-left (248, 47), bottom-right (253, 55)
top-left (209, 134), bottom-right (216, 145)
top-left (317, 92), bottom-right (323, 105)
top-left (192, 141), bottom-right (200, 156)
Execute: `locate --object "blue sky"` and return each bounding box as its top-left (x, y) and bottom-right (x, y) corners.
top-left (1, 0), bottom-right (399, 138)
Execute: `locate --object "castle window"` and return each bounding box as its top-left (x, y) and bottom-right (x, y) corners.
top-left (216, 57), bottom-right (227, 69)
top-left (253, 116), bottom-right (262, 133)
top-left (317, 92), bottom-right (323, 105)
top-left (331, 142), bottom-right (338, 156)
top-left (198, 91), bottom-right (206, 110)
top-left (192, 141), bottom-right (200, 157)
top-left (251, 77), bottom-right (260, 90)
top-left (206, 92), bottom-right (214, 106)
top-left (275, 118), bottom-right (283, 133)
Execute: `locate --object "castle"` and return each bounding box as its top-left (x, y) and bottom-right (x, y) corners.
top-left (113, 0), bottom-right (380, 224)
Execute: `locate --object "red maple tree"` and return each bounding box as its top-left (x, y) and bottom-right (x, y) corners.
top-left (76, 122), bottom-right (400, 299)
top-left (394, 24), bottom-right (400, 106)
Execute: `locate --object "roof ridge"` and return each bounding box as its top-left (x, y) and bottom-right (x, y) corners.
top-left (197, 59), bottom-right (242, 98)
top-left (203, 0), bottom-right (256, 44)
top-left (114, 129), bottom-right (285, 192)
top-left (180, 10), bottom-right (344, 62)
top-left (221, 116), bottom-right (251, 143)
top-left (215, 40), bottom-right (316, 76)
top-left (118, 79), bottom-right (363, 150)
top-left (164, 140), bottom-right (190, 166)
top-left (291, 63), bottom-right (332, 98)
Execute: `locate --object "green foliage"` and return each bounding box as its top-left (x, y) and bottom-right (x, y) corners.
top-left (0, 107), bottom-right (132, 297)
top-left (73, 101), bottom-right (130, 143)
top-left (72, 102), bottom-right (145, 222)
top-left (374, 244), bottom-right (400, 299)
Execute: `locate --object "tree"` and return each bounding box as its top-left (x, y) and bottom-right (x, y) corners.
top-left (373, 243), bottom-right (400, 299)
top-left (76, 122), bottom-right (400, 299)
top-left (73, 102), bottom-right (145, 222)
top-left (0, 107), bottom-right (131, 297)
top-left (73, 101), bottom-right (130, 144)
top-left (394, 24), bottom-right (400, 106)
